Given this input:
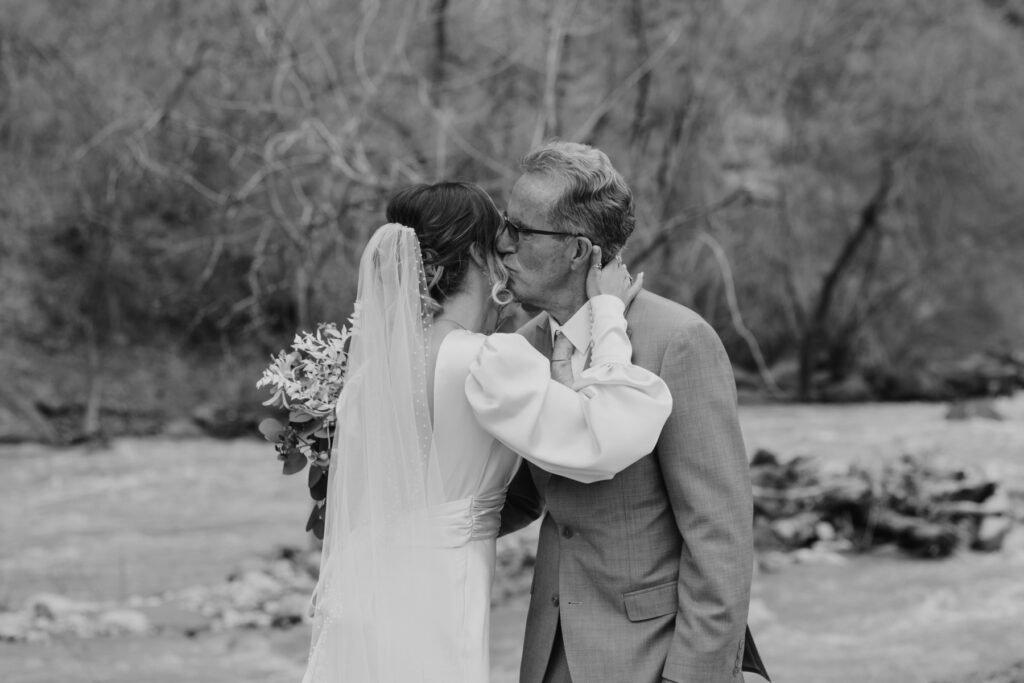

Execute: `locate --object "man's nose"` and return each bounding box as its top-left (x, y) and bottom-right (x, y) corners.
top-left (495, 230), bottom-right (516, 255)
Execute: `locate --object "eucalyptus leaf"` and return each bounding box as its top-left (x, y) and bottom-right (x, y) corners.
top-left (306, 503), bottom-right (326, 539)
top-left (308, 464), bottom-right (325, 488)
top-left (310, 473), bottom-right (328, 501)
top-left (295, 418), bottom-right (324, 438)
top-left (258, 418), bottom-right (286, 442)
top-left (281, 447), bottom-right (308, 475)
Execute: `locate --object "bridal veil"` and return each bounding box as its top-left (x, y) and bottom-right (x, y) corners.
top-left (303, 224), bottom-right (455, 682)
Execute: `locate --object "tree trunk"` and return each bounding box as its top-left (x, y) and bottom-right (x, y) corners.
top-left (82, 319), bottom-right (102, 440)
top-left (797, 160), bottom-right (895, 399)
top-left (431, 0), bottom-right (449, 178)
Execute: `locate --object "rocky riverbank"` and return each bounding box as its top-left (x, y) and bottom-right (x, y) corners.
top-left (2, 396), bottom-right (1022, 682)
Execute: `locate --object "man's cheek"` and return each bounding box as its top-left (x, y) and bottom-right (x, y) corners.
top-left (516, 249), bottom-right (546, 271)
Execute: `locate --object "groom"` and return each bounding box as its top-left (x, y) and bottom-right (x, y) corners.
top-left (497, 141), bottom-right (767, 682)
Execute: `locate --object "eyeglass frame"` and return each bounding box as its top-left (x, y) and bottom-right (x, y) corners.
top-left (501, 211), bottom-right (589, 242)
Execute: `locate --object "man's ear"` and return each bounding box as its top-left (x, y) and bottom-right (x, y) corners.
top-left (569, 237), bottom-right (593, 270)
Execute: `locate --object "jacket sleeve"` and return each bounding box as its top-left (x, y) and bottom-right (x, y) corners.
top-left (497, 461), bottom-right (544, 537)
top-left (658, 320), bottom-right (754, 682)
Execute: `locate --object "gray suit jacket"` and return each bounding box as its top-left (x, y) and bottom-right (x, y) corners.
top-left (501, 290), bottom-right (758, 683)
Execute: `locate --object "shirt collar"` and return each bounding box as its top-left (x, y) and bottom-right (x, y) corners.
top-left (548, 302), bottom-right (592, 353)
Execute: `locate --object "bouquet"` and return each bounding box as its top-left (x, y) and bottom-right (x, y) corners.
top-left (257, 321), bottom-right (353, 539)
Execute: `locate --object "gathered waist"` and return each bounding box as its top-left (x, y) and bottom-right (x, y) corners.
top-left (412, 490), bottom-right (506, 548)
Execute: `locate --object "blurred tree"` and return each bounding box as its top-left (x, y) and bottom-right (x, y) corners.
top-left (1, 0), bottom-right (1023, 426)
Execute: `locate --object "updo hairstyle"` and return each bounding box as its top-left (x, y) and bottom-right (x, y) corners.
top-left (385, 181), bottom-right (511, 312)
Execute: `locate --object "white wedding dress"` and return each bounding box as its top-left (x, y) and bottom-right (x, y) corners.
top-left (301, 225), bottom-right (671, 683)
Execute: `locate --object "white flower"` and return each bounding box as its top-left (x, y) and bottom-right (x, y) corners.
top-left (257, 319), bottom-right (354, 462)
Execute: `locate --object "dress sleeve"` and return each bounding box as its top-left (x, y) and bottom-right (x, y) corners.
top-left (465, 296), bottom-right (672, 484)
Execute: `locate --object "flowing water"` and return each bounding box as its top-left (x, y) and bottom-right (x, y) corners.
top-left (1, 396), bottom-right (1022, 682)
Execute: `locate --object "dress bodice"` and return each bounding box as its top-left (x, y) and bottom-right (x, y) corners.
top-left (430, 329), bottom-right (521, 540)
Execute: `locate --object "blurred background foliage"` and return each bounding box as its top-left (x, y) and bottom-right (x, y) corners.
top-left (2, 0), bottom-right (1023, 440)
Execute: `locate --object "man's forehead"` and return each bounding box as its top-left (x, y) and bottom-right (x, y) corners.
top-left (510, 173), bottom-right (565, 211)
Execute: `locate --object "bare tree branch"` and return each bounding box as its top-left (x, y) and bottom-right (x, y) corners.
top-left (355, 0), bottom-right (383, 94)
top-left (696, 227), bottom-right (784, 396)
top-left (630, 189), bottom-right (748, 267)
top-left (628, 0), bottom-right (652, 144)
top-left (572, 20), bottom-right (682, 143)
top-left (532, 0), bottom-right (580, 145)
top-left (126, 136), bottom-right (228, 206)
top-left (797, 158), bottom-right (897, 398)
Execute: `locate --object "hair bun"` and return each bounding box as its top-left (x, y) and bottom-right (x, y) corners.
top-left (424, 263), bottom-right (445, 290)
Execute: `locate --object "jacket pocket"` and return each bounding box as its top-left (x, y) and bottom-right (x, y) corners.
top-left (622, 581), bottom-right (678, 622)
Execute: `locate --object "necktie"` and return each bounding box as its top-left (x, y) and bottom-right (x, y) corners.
top-left (551, 330), bottom-right (575, 386)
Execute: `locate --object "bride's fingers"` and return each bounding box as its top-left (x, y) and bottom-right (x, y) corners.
top-left (587, 247), bottom-right (639, 300)
top-left (625, 272), bottom-right (644, 304)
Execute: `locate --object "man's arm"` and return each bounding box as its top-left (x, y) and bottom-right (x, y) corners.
top-left (498, 462), bottom-right (544, 536)
top-left (658, 320), bottom-right (753, 683)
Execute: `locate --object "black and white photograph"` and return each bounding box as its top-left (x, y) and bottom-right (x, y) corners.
top-left (1, 1), bottom-right (1023, 681)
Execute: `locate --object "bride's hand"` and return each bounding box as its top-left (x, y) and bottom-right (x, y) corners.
top-left (586, 245), bottom-right (643, 306)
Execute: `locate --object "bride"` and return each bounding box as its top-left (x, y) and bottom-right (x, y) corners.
top-left (302, 181), bottom-right (672, 682)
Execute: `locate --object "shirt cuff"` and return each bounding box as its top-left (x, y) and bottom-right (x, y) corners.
top-left (588, 295), bottom-right (631, 366)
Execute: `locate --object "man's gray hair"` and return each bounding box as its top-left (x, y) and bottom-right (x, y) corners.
top-left (520, 141), bottom-right (634, 259)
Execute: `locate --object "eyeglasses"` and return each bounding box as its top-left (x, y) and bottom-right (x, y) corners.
top-left (502, 211), bottom-right (588, 243)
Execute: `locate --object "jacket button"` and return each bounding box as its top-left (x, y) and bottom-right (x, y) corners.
top-left (551, 594), bottom-right (560, 607)
top-left (561, 526), bottom-right (574, 539)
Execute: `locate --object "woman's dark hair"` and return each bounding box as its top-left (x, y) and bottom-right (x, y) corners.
top-left (386, 181), bottom-right (506, 307)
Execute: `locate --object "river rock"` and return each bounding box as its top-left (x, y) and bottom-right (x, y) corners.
top-left (220, 607), bottom-right (273, 629)
top-left (98, 609), bottom-right (150, 635)
top-left (792, 546), bottom-right (847, 565)
top-left (973, 516), bottom-right (1014, 552)
top-left (266, 594), bottom-right (310, 625)
top-left (28, 593), bottom-right (95, 620)
top-left (979, 488), bottom-right (1011, 515)
top-left (137, 604), bottom-right (211, 636)
top-left (226, 570), bottom-right (286, 610)
top-left (0, 612), bottom-right (30, 641)
top-left (770, 512), bottom-right (819, 548)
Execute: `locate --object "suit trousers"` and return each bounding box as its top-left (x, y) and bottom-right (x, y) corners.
top-left (541, 619), bottom-right (572, 683)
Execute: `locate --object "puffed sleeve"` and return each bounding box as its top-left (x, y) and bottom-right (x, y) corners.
top-left (465, 296), bottom-right (672, 483)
